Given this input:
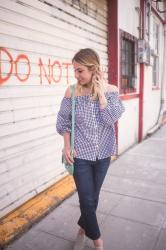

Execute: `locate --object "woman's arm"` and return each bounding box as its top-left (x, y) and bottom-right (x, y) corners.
top-left (99, 90), bottom-right (125, 126)
top-left (56, 86), bottom-right (76, 164)
top-left (63, 132), bottom-right (74, 165)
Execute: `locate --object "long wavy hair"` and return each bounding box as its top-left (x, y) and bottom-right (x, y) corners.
top-left (72, 48), bottom-right (101, 99)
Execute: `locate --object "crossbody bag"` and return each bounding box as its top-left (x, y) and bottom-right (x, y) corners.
top-left (62, 84), bottom-right (76, 175)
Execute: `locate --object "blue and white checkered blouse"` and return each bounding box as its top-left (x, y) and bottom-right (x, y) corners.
top-left (56, 91), bottom-right (125, 161)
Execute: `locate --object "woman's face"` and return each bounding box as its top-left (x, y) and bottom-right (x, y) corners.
top-left (73, 61), bottom-right (93, 86)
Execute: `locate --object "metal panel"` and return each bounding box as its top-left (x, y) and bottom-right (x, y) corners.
top-left (0, 0), bottom-right (108, 217)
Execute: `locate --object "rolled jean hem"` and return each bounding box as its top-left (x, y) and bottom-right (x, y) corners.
top-left (78, 222), bottom-right (101, 240)
top-left (85, 232), bottom-right (101, 241)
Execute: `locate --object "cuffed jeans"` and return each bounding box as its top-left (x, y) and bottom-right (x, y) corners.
top-left (73, 157), bottom-right (111, 240)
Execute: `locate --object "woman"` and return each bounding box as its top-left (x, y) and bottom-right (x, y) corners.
top-left (56, 48), bottom-right (125, 250)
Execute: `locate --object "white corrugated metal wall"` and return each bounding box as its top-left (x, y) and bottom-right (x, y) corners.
top-left (0, 0), bottom-right (108, 218)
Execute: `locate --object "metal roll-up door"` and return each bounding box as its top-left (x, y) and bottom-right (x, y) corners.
top-left (0, 0), bottom-right (108, 218)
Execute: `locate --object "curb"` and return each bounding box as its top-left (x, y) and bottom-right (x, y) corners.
top-left (0, 175), bottom-right (76, 249)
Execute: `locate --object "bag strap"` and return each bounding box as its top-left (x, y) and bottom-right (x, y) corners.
top-left (70, 84), bottom-right (76, 150)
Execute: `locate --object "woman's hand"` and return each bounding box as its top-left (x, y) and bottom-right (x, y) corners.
top-left (63, 147), bottom-right (77, 165)
top-left (92, 71), bottom-right (103, 94)
top-left (92, 72), bottom-right (107, 109)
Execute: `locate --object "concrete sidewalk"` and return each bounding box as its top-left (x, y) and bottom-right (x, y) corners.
top-left (5, 125), bottom-right (166, 250)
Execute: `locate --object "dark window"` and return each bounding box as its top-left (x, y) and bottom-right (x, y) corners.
top-left (152, 56), bottom-right (159, 86)
top-left (153, 19), bottom-right (159, 54)
top-left (152, 17), bottom-right (159, 87)
top-left (120, 31), bottom-right (137, 94)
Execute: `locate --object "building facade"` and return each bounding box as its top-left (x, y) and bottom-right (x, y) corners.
top-left (0, 0), bottom-right (166, 218)
top-left (108, 0), bottom-right (166, 153)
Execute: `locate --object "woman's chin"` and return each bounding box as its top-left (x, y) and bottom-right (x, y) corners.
top-left (79, 81), bottom-right (91, 87)
top-left (79, 81), bottom-right (87, 86)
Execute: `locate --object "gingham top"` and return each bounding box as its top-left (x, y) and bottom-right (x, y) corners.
top-left (56, 91), bottom-right (125, 161)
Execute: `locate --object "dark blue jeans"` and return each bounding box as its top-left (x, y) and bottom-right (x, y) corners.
top-left (73, 157), bottom-right (111, 240)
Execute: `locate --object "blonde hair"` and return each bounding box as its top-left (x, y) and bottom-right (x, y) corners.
top-left (72, 48), bottom-right (101, 99)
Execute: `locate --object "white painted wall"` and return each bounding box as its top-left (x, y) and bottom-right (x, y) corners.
top-left (118, 0), bottom-right (140, 152)
top-left (143, 14), bottom-right (164, 136)
top-left (118, 0), bottom-right (140, 37)
top-left (118, 0), bottom-right (164, 151)
top-left (143, 65), bottom-right (161, 136)
top-left (118, 98), bottom-right (139, 154)
top-left (0, 0), bottom-right (108, 218)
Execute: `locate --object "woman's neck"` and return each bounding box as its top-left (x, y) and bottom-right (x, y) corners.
top-left (81, 83), bottom-right (93, 93)
top-left (81, 88), bottom-right (92, 96)
top-left (75, 82), bottom-right (94, 96)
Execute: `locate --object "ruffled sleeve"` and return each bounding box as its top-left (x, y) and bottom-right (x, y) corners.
top-left (56, 97), bottom-right (72, 135)
top-left (100, 91), bottom-right (125, 126)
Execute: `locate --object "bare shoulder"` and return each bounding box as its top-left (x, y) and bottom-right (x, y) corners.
top-left (106, 84), bottom-right (118, 93)
top-left (64, 86), bottom-right (72, 98)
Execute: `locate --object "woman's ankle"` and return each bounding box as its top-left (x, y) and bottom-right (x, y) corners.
top-left (78, 227), bottom-right (85, 235)
top-left (93, 238), bottom-right (103, 247)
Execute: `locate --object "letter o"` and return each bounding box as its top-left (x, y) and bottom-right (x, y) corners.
top-left (15, 54), bottom-right (31, 82)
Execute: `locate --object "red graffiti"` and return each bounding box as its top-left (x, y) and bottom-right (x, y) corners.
top-left (62, 62), bottom-right (72, 85)
top-left (38, 58), bottom-right (52, 84)
top-left (0, 47), bottom-right (31, 85)
top-left (15, 54), bottom-right (31, 82)
top-left (0, 47), bottom-right (13, 84)
top-left (0, 47), bottom-right (73, 85)
top-left (51, 60), bottom-right (62, 83)
top-left (38, 58), bottom-right (65, 84)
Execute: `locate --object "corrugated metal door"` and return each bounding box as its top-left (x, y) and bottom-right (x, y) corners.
top-left (0, 0), bottom-right (108, 217)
